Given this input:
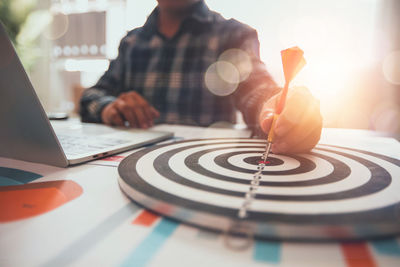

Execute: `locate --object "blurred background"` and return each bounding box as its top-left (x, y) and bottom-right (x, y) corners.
top-left (1, 0), bottom-right (399, 138)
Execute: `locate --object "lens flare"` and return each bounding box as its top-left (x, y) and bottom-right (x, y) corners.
top-left (205, 61), bottom-right (239, 96)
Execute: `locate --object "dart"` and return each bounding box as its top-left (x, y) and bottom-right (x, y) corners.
top-left (264, 47), bottom-right (306, 160)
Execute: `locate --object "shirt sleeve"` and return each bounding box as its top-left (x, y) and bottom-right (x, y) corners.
top-left (79, 35), bottom-right (130, 123)
top-left (230, 27), bottom-right (281, 134)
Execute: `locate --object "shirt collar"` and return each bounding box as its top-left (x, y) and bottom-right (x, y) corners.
top-left (139, 0), bottom-right (213, 39)
top-left (189, 0), bottom-right (214, 24)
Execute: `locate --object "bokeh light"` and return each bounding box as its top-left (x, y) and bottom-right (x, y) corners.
top-left (71, 45), bottom-right (79, 56)
top-left (43, 12), bottom-right (69, 41)
top-left (216, 61), bottom-right (239, 84)
top-left (80, 44), bottom-right (89, 55)
top-left (205, 61), bottom-right (239, 96)
top-left (53, 46), bottom-right (62, 57)
top-left (382, 50), bottom-right (400, 85)
top-left (63, 45), bottom-right (71, 56)
top-left (89, 45), bottom-right (99, 55)
top-left (219, 49), bottom-right (253, 82)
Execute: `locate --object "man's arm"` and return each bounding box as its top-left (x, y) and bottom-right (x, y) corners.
top-left (80, 35), bottom-right (159, 128)
top-left (230, 28), bottom-right (280, 132)
top-left (231, 27), bottom-right (322, 153)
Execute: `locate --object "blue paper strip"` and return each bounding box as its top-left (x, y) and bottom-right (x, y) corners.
top-left (253, 240), bottom-right (281, 264)
top-left (0, 176), bottom-right (22, 186)
top-left (0, 167), bottom-right (41, 186)
top-left (121, 218), bottom-right (179, 267)
top-left (371, 238), bottom-right (400, 257)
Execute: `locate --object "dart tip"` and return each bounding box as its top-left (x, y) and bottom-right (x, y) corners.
top-left (264, 142), bottom-right (272, 160)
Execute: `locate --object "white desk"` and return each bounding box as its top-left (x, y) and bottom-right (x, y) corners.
top-left (0, 124), bottom-right (399, 267)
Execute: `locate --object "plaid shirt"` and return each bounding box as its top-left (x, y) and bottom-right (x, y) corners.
top-left (80, 1), bottom-right (279, 129)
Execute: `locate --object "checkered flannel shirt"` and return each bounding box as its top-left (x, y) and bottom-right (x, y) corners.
top-left (80, 1), bottom-right (279, 130)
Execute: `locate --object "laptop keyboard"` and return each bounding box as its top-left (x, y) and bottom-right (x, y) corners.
top-left (57, 134), bottom-right (130, 156)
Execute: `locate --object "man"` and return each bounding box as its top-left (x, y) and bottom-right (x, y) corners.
top-left (80, 0), bottom-right (322, 153)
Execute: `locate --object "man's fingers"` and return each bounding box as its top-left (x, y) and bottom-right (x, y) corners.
top-left (131, 94), bottom-right (157, 126)
top-left (258, 91), bottom-right (282, 134)
top-left (273, 113), bottom-right (296, 138)
top-left (132, 93), bottom-right (160, 120)
top-left (273, 90), bottom-right (310, 137)
top-left (108, 107), bottom-right (125, 126)
top-left (142, 107), bottom-right (156, 126)
top-left (123, 95), bottom-right (149, 128)
top-left (122, 92), bottom-right (160, 127)
top-left (114, 99), bottom-right (138, 127)
top-left (263, 86), bottom-right (322, 154)
top-left (101, 91), bottom-right (160, 129)
top-left (272, 98), bottom-right (322, 153)
top-left (259, 112), bottom-right (274, 133)
top-left (133, 107), bottom-right (149, 128)
top-left (272, 117), bottom-right (321, 153)
top-left (150, 106), bottom-right (160, 119)
top-left (276, 123), bottom-right (322, 153)
top-left (101, 104), bottom-right (125, 126)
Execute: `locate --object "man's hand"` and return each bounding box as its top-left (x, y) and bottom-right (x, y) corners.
top-left (259, 87), bottom-right (322, 153)
top-left (101, 92), bottom-right (160, 128)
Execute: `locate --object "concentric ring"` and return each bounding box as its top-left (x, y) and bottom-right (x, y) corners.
top-left (227, 153), bottom-right (288, 170)
top-left (119, 138), bottom-right (400, 226)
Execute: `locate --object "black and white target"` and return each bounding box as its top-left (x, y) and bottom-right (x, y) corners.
top-left (118, 138), bottom-right (400, 240)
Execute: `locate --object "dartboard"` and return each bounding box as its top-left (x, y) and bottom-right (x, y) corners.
top-left (118, 138), bottom-right (400, 240)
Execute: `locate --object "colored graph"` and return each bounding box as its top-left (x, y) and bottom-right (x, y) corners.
top-left (0, 167), bottom-right (42, 186)
top-left (341, 242), bottom-right (376, 267)
top-left (2, 167), bottom-right (400, 266)
top-left (132, 210), bottom-right (160, 227)
top-left (0, 167), bottom-right (83, 222)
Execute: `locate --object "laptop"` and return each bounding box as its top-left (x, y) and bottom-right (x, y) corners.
top-left (0, 22), bottom-right (173, 167)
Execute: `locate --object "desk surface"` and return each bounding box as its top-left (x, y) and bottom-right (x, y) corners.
top-left (0, 123), bottom-right (399, 267)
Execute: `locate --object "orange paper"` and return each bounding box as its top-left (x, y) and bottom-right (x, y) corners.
top-left (341, 242), bottom-right (376, 267)
top-left (132, 210), bottom-right (160, 226)
top-left (0, 180), bottom-right (83, 222)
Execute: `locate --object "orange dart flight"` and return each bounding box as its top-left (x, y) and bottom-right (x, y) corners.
top-left (281, 46), bottom-right (306, 85)
top-left (276, 47), bottom-right (306, 114)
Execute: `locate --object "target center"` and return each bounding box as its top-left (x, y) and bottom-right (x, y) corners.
top-left (244, 156), bottom-right (284, 166)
